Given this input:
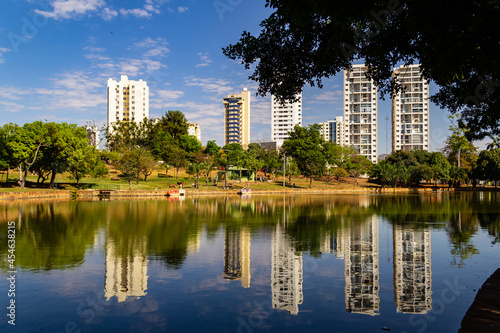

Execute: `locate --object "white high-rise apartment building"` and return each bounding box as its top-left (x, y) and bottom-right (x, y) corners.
top-left (392, 65), bottom-right (430, 152)
top-left (319, 116), bottom-right (346, 145)
top-left (393, 225), bottom-right (432, 314)
top-left (344, 65), bottom-right (378, 163)
top-left (107, 75), bottom-right (149, 127)
top-left (271, 93), bottom-right (302, 147)
top-left (344, 215), bottom-right (380, 316)
top-left (271, 223), bottom-right (303, 315)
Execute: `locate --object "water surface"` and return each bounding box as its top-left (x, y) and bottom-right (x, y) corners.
top-left (1, 192), bottom-right (499, 332)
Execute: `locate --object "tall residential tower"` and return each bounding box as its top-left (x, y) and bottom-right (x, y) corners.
top-left (392, 64), bottom-right (430, 152)
top-left (344, 65), bottom-right (378, 163)
top-left (107, 75), bottom-right (149, 127)
top-left (223, 88), bottom-right (251, 148)
top-left (271, 93), bottom-right (302, 147)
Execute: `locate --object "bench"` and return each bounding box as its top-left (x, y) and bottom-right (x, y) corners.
top-left (158, 173), bottom-right (168, 178)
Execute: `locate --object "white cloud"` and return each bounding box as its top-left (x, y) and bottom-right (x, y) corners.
top-left (83, 45), bottom-right (105, 53)
top-left (119, 8), bottom-right (152, 18)
top-left (310, 90), bottom-right (343, 103)
top-left (131, 37), bottom-right (170, 58)
top-left (0, 47), bottom-right (11, 63)
top-left (184, 76), bottom-right (232, 95)
top-left (84, 53), bottom-right (111, 61)
top-left (153, 89), bottom-right (185, 101)
top-left (0, 100), bottom-right (26, 113)
top-left (35, 0), bottom-right (106, 20)
top-left (178, 6), bottom-right (188, 13)
top-left (195, 53), bottom-right (212, 68)
top-left (32, 71), bottom-right (106, 110)
top-left (34, 0), bottom-right (171, 21)
top-left (0, 86), bottom-right (30, 100)
top-left (100, 7), bottom-right (118, 20)
top-left (118, 59), bottom-right (164, 77)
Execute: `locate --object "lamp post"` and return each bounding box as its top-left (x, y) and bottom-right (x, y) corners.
top-left (283, 152), bottom-right (286, 188)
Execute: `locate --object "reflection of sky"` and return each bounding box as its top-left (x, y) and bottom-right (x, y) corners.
top-left (0, 196), bottom-right (500, 332)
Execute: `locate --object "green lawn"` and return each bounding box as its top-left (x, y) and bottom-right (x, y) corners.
top-left (0, 168), bottom-right (380, 192)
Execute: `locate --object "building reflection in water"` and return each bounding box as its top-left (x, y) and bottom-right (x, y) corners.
top-left (393, 225), bottom-right (432, 314)
top-left (344, 215), bottom-right (380, 316)
top-left (104, 239), bottom-right (149, 303)
top-left (271, 223), bottom-right (303, 315)
top-left (223, 227), bottom-right (251, 288)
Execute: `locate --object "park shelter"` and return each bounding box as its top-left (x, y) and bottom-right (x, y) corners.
top-left (216, 167), bottom-right (255, 182)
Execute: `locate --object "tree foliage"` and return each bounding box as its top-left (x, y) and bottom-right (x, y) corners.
top-left (223, 0), bottom-right (500, 140)
top-left (282, 124), bottom-right (326, 188)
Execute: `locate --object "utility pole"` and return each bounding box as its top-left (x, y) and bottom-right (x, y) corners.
top-left (283, 152), bottom-right (286, 188)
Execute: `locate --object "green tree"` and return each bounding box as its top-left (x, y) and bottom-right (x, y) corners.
top-left (67, 145), bottom-right (99, 185)
top-left (204, 140), bottom-right (221, 156)
top-left (442, 116), bottom-right (478, 171)
top-left (262, 148), bottom-right (282, 180)
top-left (486, 137), bottom-right (500, 150)
top-left (448, 165), bottom-right (468, 188)
top-left (105, 120), bottom-right (143, 151)
top-left (282, 124), bottom-right (326, 188)
top-left (223, 1), bottom-right (500, 140)
top-left (0, 124), bottom-right (18, 183)
top-left (370, 161), bottom-right (398, 188)
top-left (168, 146), bottom-right (188, 180)
top-left (284, 159), bottom-right (300, 185)
top-left (411, 164), bottom-right (434, 184)
top-left (186, 152), bottom-right (207, 189)
top-left (347, 154), bottom-right (372, 186)
top-left (139, 151), bottom-right (157, 182)
top-left (8, 121), bottom-right (47, 188)
top-left (180, 134), bottom-right (202, 159)
top-left (158, 110), bottom-right (189, 141)
top-left (244, 149), bottom-right (263, 188)
top-left (473, 149), bottom-right (500, 187)
top-left (385, 150), bottom-right (419, 168)
top-left (429, 152), bottom-right (451, 186)
top-left (332, 167), bottom-right (348, 182)
top-left (223, 143), bottom-right (246, 181)
top-left (43, 123), bottom-right (90, 189)
top-left (112, 148), bottom-right (144, 190)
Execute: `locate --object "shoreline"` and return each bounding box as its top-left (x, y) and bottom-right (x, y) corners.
top-left (0, 186), bottom-right (497, 200)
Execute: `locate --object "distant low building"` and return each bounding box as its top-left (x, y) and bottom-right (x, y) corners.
top-left (319, 116), bottom-right (345, 145)
top-left (188, 123), bottom-right (201, 142)
top-left (258, 141), bottom-right (277, 150)
top-left (83, 121), bottom-right (99, 148)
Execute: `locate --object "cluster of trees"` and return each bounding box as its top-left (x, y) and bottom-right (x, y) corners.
top-left (3, 111), bottom-right (497, 190)
top-left (371, 139), bottom-right (500, 188)
top-left (106, 112), bottom-right (372, 189)
top-left (0, 122), bottom-right (106, 188)
top-left (371, 150), bottom-right (459, 187)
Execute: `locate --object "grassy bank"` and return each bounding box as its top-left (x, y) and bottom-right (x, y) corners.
top-left (0, 168), bottom-right (498, 193)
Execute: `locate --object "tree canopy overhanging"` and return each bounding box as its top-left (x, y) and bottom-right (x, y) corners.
top-left (223, 0), bottom-right (500, 141)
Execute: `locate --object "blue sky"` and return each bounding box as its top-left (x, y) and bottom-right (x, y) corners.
top-left (0, 0), bottom-right (467, 152)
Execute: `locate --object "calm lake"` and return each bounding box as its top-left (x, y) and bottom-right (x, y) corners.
top-left (1, 192), bottom-right (500, 332)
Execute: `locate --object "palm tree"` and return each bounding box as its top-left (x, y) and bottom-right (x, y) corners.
top-left (486, 136), bottom-right (500, 150)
